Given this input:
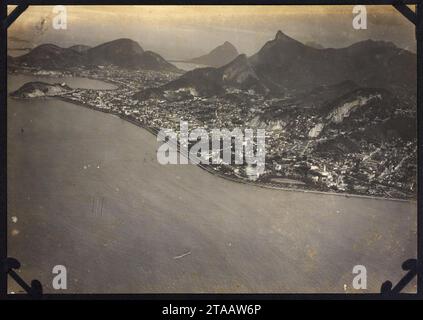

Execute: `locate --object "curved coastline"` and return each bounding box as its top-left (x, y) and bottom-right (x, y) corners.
top-left (9, 72), bottom-right (415, 203)
top-left (7, 78), bottom-right (417, 293)
top-left (56, 93), bottom-right (415, 203)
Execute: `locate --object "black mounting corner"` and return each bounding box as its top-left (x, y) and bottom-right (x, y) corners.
top-left (393, 3), bottom-right (417, 25)
top-left (3, 257), bottom-right (43, 298)
top-left (2, 3), bottom-right (28, 30)
top-left (380, 258), bottom-right (418, 294)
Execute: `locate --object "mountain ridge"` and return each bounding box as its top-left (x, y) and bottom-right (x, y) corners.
top-left (141, 30), bottom-right (416, 98)
top-left (11, 38), bottom-right (180, 72)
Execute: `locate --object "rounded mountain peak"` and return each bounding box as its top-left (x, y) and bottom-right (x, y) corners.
top-left (217, 41), bottom-right (238, 53)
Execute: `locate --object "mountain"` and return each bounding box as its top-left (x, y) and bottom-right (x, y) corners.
top-left (12, 39), bottom-right (179, 72)
top-left (134, 54), bottom-right (265, 99)
top-left (86, 38), bottom-right (144, 67)
top-left (249, 30), bottom-right (416, 93)
top-left (84, 38), bottom-right (179, 71)
top-left (13, 44), bottom-right (86, 69)
top-left (68, 44), bottom-right (91, 53)
top-left (188, 41), bottom-right (239, 67)
top-left (143, 30), bottom-right (416, 98)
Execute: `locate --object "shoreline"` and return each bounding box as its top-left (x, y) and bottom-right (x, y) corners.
top-left (8, 72), bottom-right (416, 203)
top-left (55, 95), bottom-right (415, 203)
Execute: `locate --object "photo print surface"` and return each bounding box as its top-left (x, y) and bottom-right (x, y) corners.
top-left (6, 5), bottom-right (417, 293)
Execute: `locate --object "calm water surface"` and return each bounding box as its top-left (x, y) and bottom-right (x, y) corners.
top-left (7, 75), bottom-right (417, 293)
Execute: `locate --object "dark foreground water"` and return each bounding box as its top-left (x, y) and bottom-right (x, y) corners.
top-left (7, 75), bottom-right (417, 293)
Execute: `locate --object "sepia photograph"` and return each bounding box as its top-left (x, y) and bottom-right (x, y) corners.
top-left (4, 4), bottom-right (419, 294)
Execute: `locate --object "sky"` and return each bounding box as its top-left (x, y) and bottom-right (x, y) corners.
top-left (7, 5), bottom-right (417, 60)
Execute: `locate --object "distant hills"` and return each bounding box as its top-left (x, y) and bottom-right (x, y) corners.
top-left (10, 38), bottom-right (180, 72)
top-left (133, 30), bottom-right (417, 154)
top-left (140, 30), bottom-right (416, 98)
top-left (188, 41), bottom-right (239, 68)
top-left (12, 44), bottom-right (88, 70)
top-left (249, 30), bottom-right (415, 93)
top-left (139, 54), bottom-right (263, 98)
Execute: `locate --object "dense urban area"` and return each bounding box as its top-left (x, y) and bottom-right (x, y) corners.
top-left (9, 62), bottom-right (417, 200)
